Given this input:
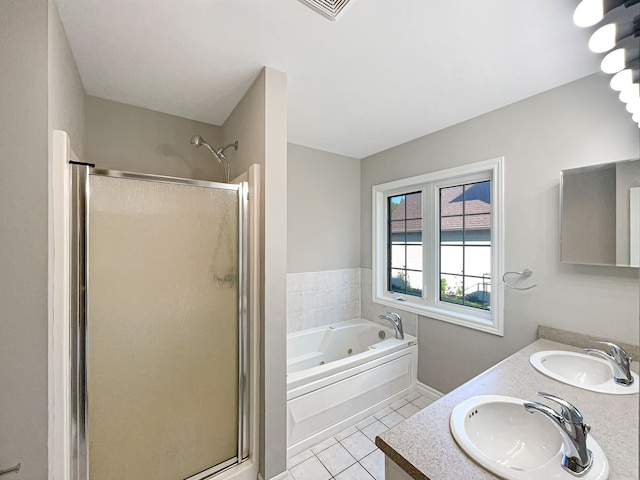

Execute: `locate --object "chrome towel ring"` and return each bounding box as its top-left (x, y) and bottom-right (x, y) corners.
top-left (503, 269), bottom-right (537, 290)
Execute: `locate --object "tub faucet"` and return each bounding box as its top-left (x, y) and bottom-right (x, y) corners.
top-left (523, 392), bottom-right (592, 476)
top-left (584, 341), bottom-right (634, 386)
top-left (378, 312), bottom-right (404, 340)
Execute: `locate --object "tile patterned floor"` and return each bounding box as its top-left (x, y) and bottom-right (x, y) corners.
top-left (285, 391), bottom-right (434, 480)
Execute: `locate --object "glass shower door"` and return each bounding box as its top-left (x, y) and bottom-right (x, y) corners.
top-left (76, 171), bottom-right (246, 480)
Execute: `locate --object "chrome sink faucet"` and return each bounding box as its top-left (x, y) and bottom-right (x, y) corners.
top-left (378, 312), bottom-right (404, 340)
top-left (584, 341), bottom-right (634, 386)
top-left (523, 392), bottom-right (592, 476)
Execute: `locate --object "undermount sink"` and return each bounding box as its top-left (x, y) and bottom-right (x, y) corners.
top-left (450, 395), bottom-right (609, 480)
top-left (530, 351), bottom-right (639, 395)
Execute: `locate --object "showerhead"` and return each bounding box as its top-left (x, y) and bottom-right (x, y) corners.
top-left (190, 134), bottom-right (238, 183)
top-left (190, 135), bottom-right (204, 147)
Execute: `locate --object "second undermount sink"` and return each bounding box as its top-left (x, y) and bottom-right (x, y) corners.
top-left (450, 395), bottom-right (609, 480)
top-left (530, 351), bottom-right (639, 395)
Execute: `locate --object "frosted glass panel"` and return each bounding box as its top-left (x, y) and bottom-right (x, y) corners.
top-left (87, 176), bottom-right (239, 480)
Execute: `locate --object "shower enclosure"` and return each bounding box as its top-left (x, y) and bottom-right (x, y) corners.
top-left (70, 165), bottom-right (249, 480)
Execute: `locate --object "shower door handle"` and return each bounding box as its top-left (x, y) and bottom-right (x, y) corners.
top-left (0, 463), bottom-right (20, 476)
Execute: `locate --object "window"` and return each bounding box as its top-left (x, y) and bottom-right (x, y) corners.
top-left (372, 158), bottom-right (504, 335)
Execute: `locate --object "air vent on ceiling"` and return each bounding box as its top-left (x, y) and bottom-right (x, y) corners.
top-left (298, 0), bottom-right (353, 21)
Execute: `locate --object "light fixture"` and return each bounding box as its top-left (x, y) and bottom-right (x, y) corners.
top-left (632, 111), bottom-right (640, 122)
top-left (574, 0), bottom-right (639, 27)
top-left (625, 98), bottom-right (640, 113)
top-left (611, 68), bottom-right (637, 90)
top-left (619, 83), bottom-right (640, 102)
top-left (588, 20), bottom-right (638, 52)
top-left (575, 0), bottom-right (640, 124)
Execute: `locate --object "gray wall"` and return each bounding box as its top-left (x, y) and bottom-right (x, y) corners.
top-left (287, 144), bottom-right (361, 273)
top-left (0, 1), bottom-right (85, 477)
top-left (85, 96), bottom-right (223, 180)
top-left (361, 73), bottom-right (640, 393)
top-left (223, 67), bottom-right (289, 480)
top-left (48, 0), bottom-right (85, 159)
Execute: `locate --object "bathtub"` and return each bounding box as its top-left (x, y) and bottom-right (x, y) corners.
top-left (287, 319), bottom-right (417, 457)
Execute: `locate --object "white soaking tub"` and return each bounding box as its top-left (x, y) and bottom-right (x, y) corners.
top-left (286, 319), bottom-right (417, 457)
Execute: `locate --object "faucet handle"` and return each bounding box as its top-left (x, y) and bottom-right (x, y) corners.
top-left (595, 341), bottom-right (632, 364)
top-left (535, 392), bottom-right (586, 426)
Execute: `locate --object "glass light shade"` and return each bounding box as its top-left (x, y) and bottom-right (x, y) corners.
top-left (589, 24), bottom-right (617, 52)
top-left (619, 83), bottom-right (640, 103)
top-left (632, 111), bottom-right (640, 123)
top-left (574, 0), bottom-right (605, 27)
top-left (611, 69), bottom-right (634, 91)
top-left (626, 99), bottom-right (640, 113)
top-left (601, 48), bottom-right (626, 73)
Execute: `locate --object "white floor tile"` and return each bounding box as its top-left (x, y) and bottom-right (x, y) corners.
top-left (288, 448), bottom-right (314, 469)
top-left (289, 456), bottom-right (332, 480)
top-left (403, 391), bottom-right (420, 402)
top-left (412, 395), bottom-right (433, 409)
top-left (361, 420), bottom-right (388, 442)
top-left (373, 407), bottom-right (393, 419)
top-left (397, 402), bottom-right (420, 418)
top-left (339, 430), bottom-right (377, 461)
top-left (334, 462), bottom-right (375, 480)
top-left (360, 449), bottom-right (385, 480)
top-left (335, 425), bottom-right (358, 442)
top-left (310, 436), bottom-right (337, 454)
top-left (316, 443), bottom-right (356, 477)
top-left (355, 415), bottom-right (376, 430)
top-left (379, 411), bottom-right (405, 428)
top-left (389, 398), bottom-right (409, 410)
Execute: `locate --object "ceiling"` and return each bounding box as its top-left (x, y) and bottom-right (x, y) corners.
top-left (54, 0), bottom-right (599, 159)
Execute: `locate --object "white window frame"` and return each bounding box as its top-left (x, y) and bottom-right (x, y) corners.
top-left (372, 157), bottom-right (504, 336)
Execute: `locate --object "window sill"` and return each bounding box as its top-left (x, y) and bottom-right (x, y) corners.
top-left (372, 294), bottom-right (503, 336)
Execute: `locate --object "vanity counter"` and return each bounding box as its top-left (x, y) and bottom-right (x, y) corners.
top-left (376, 339), bottom-right (639, 479)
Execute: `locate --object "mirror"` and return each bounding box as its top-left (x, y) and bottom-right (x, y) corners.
top-left (561, 158), bottom-right (640, 267)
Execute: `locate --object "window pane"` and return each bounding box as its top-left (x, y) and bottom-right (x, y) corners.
top-left (463, 276), bottom-right (491, 311)
top-left (390, 222), bottom-right (406, 243)
top-left (406, 245), bottom-right (422, 270)
top-left (391, 245), bottom-right (406, 269)
top-left (389, 195), bottom-right (406, 220)
top-left (405, 271), bottom-right (423, 297)
top-left (440, 245), bottom-right (463, 275)
top-left (441, 185), bottom-right (463, 217)
top-left (464, 214), bottom-right (491, 242)
top-left (464, 246), bottom-right (491, 278)
top-left (439, 179), bottom-right (492, 311)
top-left (440, 274), bottom-right (463, 304)
top-left (441, 216), bottom-right (463, 243)
top-left (404, 192), bottom-right (422, 219)
top-left (390, 269), bottom-right (406, 293)
top-left (464, 181), bottom-right (491, 214)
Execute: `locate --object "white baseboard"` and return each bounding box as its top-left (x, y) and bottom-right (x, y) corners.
top-left (416, 381), bottom-right (444, 402)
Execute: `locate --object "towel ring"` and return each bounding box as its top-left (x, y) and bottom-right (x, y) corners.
top-left (503, 269), bottom-right (537, 290)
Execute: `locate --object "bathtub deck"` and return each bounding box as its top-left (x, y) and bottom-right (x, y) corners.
top-left (284, 390), bottom-right (435, 480)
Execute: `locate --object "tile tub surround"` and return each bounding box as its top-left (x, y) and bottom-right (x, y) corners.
top-left (361, 268), bottom-right (418, 337)
top-left (376, 339), bottom-right (639, 479)
top-left (287, 268), bottom-right (419, 336)
top-left (287, 269), bottom-right (361, 333)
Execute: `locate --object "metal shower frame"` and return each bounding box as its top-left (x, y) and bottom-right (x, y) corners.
top-left (69, 165), bottom-right (250, 480)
